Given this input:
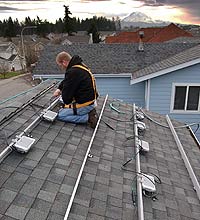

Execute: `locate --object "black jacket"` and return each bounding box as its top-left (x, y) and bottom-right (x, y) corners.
top-left (58, 55), bottom-right (98, 105)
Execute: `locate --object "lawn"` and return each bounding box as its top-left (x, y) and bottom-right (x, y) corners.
top-left (0, 71), bottom-right (22, 79)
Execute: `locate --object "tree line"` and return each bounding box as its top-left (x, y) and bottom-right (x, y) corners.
top-left (0, 6), bottom-right (119, 43)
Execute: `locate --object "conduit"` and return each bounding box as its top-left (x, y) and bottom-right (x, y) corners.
top-left (166, 115), bottom-right (200, 201)
top-left (64, 94), bottom-right (108, 220)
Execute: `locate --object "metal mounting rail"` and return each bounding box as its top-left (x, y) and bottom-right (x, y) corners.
top-left (64, 95), bottom-right (108, 220)
top-left (133, 104), bottom-right (144, 220)
top-left (166, 115), bottom-right (200, 201)
top-left (0, 96), bottom-right (60, 163)
top-left (0, 81), bottom-right (58, 127)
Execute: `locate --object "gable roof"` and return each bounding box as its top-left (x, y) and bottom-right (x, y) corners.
top-left (106, 28), bottom-right (163, 43)
top-left (131, 44), bottom-right (200, 84)
top-left (32, 42), bottom-right (198, 78)
top-left (148, 23), bottom-right (193, 42)
top-left (0, 82), bottom-right (200, 219)
top-left (105, 23), bottom-right (193, 44)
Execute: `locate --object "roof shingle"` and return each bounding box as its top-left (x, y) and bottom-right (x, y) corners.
top-left (0, 84), bottom-right (200, 219)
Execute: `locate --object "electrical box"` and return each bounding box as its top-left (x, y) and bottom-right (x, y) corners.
top-left (141, 174), bottom-right (156, 192)
top-left (42, 110), bottom-right (57, 122)
top-left (138, 139), bottom-right (149, 152)
top-left (136, 121), bottom-right (146, 131)
top-left (14, 136), bottom-right (35, 153)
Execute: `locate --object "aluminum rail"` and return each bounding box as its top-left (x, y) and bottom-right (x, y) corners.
top-left (166, 115), bottom-right (200, 200)
top-left (0, 96), bottom-right (60, 163)
top-left (64, 95), bottom-right (108, 220)
top-left (133, 104), bottom-right (144, 220)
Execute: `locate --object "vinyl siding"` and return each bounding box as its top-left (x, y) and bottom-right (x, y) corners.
top-left (96, 77), bottom-right (145, 106)
top-left (149, 63), bottom-right (200, 138)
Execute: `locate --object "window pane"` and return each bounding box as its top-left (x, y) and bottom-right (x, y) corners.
top-left (174, 86), bottom-right (186, 110)
top-left (186, 86), bottom-right (200, 110)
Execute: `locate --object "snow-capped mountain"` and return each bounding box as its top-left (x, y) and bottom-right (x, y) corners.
top-left (121, 12), bottom-right (170, 28)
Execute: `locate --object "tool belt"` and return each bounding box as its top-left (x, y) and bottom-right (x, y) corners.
top-left (64, 100), bottom-right (94, 109)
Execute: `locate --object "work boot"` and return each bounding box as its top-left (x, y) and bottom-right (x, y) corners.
top-left (88, 108), bottom-right (98, 129)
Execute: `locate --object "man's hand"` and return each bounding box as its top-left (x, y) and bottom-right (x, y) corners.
top-left (53, 89), bottom-right (61, 97)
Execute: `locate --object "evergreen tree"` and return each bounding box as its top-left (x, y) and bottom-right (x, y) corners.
top-left (55, 18), bottom-right (64, 33)
top-left (3, 17), bottom-right (17, 38)
top-left (0, 13), bottom-right (116, 37)
top-left (63, 5), bottom-right (74, 35)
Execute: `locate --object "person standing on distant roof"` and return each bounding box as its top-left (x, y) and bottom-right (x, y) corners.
top-left (53, 51), bottom-right (98, 128)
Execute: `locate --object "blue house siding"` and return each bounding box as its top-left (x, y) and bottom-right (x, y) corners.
top-left (148, 63), bottom-right (200, 138)
top-left (95, 77), bottom-right (145, 106)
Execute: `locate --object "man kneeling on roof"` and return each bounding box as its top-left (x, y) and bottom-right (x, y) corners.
top-left (53, 51), bottom-right (99, 128)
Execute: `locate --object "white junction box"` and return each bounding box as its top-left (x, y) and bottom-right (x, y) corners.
top-left (43, 110), bottom-right (57, 122)
top-left (14, 136), bottom-right (35, 153)
top-left (138, 139), bottom-right (149, 152)
top-left (141, 174), bottom-right (156, 192)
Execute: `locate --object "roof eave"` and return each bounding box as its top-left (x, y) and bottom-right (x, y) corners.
top-left (33, 73), bottom-right (133, 79)
top-left (130, 58), bottom-right (200, 85)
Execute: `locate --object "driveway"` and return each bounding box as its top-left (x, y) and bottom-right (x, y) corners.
top-left (0, 73), bottom-right (39, 102)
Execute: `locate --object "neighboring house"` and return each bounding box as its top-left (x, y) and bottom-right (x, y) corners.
top-left (0, 42), bottom-right (18, 60)
top-left (0, 42), bottom-right (24, 71)
top-left (130, 44), bottom-right (200, 139)
top-left (105, 23), bottom-right (193, 43)
top-left (0, 54), bottom-right (23, 71)
top-left (0, 81), bottom-right (200, 219)
top-left (32, 42), bottom-right (200, 139)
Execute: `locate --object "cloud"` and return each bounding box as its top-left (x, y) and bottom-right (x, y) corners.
top-left (0, 6), bottom-right (27, 11)
top-left (135, 0), bottom-right (200, 23)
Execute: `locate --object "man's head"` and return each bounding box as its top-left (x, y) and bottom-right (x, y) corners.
top-left (56, 51), bottom-right (72, 70)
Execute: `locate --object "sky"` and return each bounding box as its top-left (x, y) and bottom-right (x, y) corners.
top-left (0, 0), bottom-right (199, 25)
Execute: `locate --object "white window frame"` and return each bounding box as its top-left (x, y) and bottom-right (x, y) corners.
top-left (170, 83), bottom-right (200, 114)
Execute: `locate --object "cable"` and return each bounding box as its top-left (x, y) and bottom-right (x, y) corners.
top-left (109, 102), bottom-right (125, 114)
top-left (122, 150), bottom-right (141, 167)
top-left (0, 82), bottom-right (58, 127)
top-left (137, 107), bottom-right (200, 130)
top-left (194, 124), bottom-right (199, 134)
top-left (0, 106), bottom-right (19, 111)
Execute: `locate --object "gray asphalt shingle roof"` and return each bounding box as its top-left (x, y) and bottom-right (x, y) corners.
top-left (132, 44), bottom-right (200, 80)
top-left (0, 80), bottom-right (200, 219)
top-left (32, 43), bottom-right (199, 77)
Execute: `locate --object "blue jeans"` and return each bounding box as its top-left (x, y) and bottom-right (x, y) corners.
top-left (57, 105), bottom-right (94, 124)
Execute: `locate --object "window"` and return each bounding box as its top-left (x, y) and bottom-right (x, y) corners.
top-left (173, 85), bottom-right (200, 112)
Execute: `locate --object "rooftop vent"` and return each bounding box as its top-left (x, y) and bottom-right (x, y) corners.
top-left (89, 33), bottom-right (93, 44)
top-left (138, 31), bottom-right (144, 52)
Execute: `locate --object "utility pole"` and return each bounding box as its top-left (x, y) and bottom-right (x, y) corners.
top-left (21, 26), bottom-right (37, 69)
